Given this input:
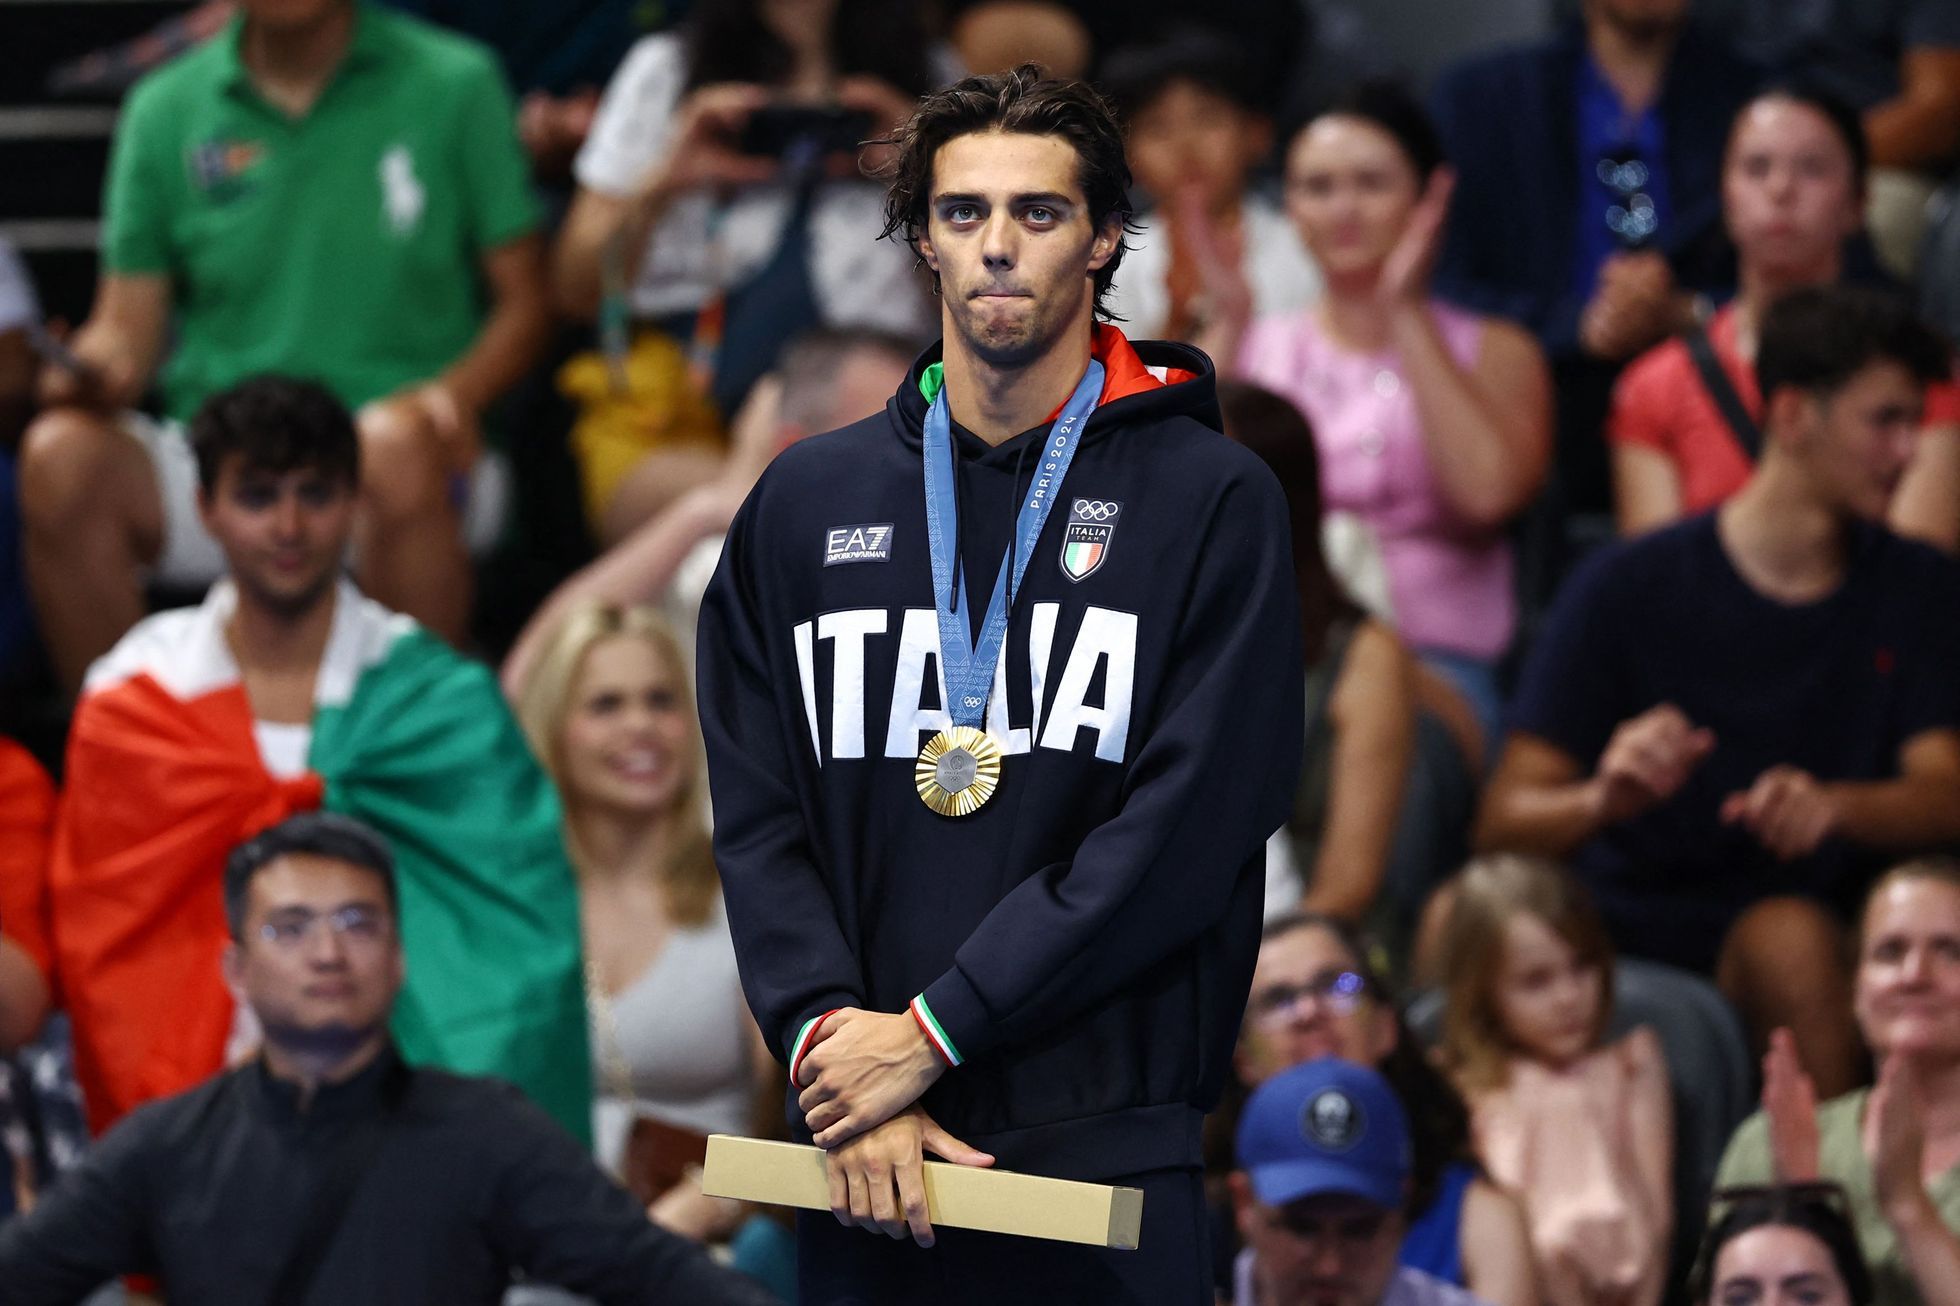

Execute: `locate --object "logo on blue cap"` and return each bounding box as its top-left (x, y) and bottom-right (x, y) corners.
top-left (1302, 1088), bottom-right (1365, 1152)
top-left (1237, 1058), bottom-right (1410, 1210)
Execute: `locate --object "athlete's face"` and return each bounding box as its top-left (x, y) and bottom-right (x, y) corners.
top-left (198, 458), bottom-right (354, 622)
top-left (918, 131), bottom-right (1121, 369)
top-left (1284, 116), bottom-right (1422, 286)
top-left (1724, 97), bottom-right (1861, 283)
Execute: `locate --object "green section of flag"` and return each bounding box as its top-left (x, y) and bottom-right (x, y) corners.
top-left (311, 627), bottom-right (592, 1141)
top-left (914, 996), bottom-right (962, 1066)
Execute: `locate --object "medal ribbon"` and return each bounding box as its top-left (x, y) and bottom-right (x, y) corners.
top-left (921, 359), bottom-right (1103, 730)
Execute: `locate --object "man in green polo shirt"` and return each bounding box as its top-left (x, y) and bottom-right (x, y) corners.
top-left (21, 0), bottom-right (548, 688)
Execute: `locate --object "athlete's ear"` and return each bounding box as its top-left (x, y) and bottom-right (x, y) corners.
top-left (918, 228), bottom-right (940, 275)
top-left (1088, 211), bottom-right (1122, 272)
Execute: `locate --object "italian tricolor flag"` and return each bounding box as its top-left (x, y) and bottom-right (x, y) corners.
top-left (48, 582), bottom-right (591, 1139)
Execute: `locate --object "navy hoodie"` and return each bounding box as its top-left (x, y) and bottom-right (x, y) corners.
top-left (697, 328), bottom-right (1304, 1181)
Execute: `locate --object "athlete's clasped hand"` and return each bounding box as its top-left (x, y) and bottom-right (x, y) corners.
top-left (820, 1106), bottom-right (994, 1247)
top-left (798, 1009), bottom-right (994, 1245)
top-left (796, 1008), bottom-right (944, 1147)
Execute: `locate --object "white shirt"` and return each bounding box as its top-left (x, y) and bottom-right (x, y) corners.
top-left (252, 720), bottom-right (313, 780)
top-left (574, 33), bottom-right (933, 336)
top-left (589, 897), bottom-right (753, 1170)
top-left (1104, 195), bottom-right (1322, 341)
top-left (228, 718), bottom-right (315, 1064)
top-left (0, 238), bottom-right (40, 333)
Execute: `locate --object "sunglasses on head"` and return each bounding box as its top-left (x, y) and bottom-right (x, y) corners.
top-left (1708, 1181), bottom-right (1852, 1216)
top-left (1598, 147), bottom-right (1658, 248)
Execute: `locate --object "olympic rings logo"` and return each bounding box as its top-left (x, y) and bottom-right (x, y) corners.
top-left (1073, 499), bottom-right (1120, 520)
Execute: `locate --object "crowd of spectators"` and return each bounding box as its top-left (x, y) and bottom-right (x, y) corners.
top-left (3, 0), bottom-right (1960, 1301)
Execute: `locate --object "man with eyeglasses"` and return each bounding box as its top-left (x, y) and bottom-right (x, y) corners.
top-left (1231, 1058), bottom-right (1492, 1306)
top-left (0, 813), bottom-right (778, 1304)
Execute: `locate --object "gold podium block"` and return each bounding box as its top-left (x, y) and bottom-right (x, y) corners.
top-left (700, 1134), bottom-right (1145, 1250)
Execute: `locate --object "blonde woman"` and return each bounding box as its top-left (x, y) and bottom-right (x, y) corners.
top-left (514, 601), bottom-right (777, 1249)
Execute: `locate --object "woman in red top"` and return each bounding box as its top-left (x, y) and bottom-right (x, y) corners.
top-left (1608, 86), bottom-right (1960, 549)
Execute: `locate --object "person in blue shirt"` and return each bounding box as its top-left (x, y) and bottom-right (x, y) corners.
top-left (1431, 0), bottom-right (1762, 519)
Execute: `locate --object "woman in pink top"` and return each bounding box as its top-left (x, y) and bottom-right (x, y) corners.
top-left (1226, 82), bottom-right (1551, 747)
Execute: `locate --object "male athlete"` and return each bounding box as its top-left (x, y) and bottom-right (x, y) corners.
top-left (698, 66), bottom-right (1303, 1303)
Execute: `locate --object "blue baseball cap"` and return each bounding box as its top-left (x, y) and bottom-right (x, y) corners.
top-left (1236, 1058), bottom-right (1411, 1210)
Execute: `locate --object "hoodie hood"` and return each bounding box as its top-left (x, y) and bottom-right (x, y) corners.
top-left (891, 324), bottom-right (1221, 456)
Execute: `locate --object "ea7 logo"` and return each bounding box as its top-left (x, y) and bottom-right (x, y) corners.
top-left (1060, 498), bottom-right (1121, 582)
top-left (824, 523), bottom-right (893, 566)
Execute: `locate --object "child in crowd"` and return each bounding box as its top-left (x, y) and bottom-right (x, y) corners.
top-left (1098, 33), bottom-right (1321, 360)
top-left (1437, 855), bottom-right (1673, 1306)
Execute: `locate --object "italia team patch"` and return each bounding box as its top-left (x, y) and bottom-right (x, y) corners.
top-left (1060, 498), bottom-right (1120, 582)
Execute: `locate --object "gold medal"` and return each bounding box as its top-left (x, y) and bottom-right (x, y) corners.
top-left (915, 726), bottom-right (1003, 817)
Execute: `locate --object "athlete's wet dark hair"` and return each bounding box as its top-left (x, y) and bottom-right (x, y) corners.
top-left (879, 63), bottom-right (1135, 320)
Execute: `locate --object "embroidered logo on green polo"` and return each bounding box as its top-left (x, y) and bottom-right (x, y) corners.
top-left (187, 138), bottom-right (266, 200)
top-left (380, 144), bottom-right (425, 237)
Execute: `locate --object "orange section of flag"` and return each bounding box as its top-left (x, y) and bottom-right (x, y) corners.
top-left (50, 674), bottom-right (323, 1134)
top-left (0, 739), bottom-right (56, 984)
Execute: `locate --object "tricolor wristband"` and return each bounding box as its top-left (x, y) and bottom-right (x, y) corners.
top-left (790, 1009), bottom-right (841, 1086)
top-left (909, 994), bottom-right (964, 1068)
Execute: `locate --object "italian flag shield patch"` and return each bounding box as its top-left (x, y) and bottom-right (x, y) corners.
top-left (1060, 497), bottom-right (1121, 582)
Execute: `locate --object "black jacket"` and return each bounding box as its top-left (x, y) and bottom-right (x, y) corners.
top-left (698, 330), bottom-right (1304, 1181)
top-left (0, 1050), bottom-right (777, 1305)
top-left (1430, 21), bottom-right (1764, 360)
